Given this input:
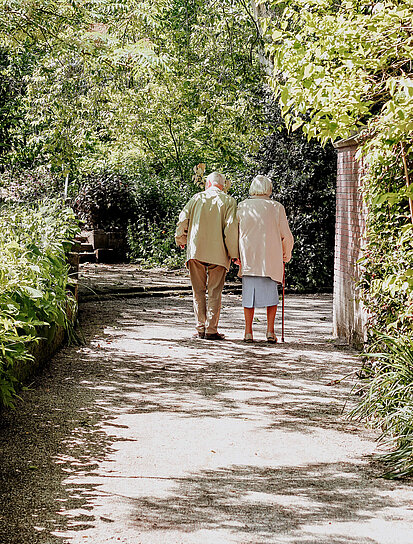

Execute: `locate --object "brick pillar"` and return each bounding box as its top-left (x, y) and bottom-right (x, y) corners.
top-left (333, 137), bottom-right (367, 347)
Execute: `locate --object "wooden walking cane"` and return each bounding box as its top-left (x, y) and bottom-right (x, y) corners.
top-left (281, 262), bottom-right (285, 343)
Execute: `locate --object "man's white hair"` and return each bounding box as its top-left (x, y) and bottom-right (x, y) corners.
top-left (206, 171), bottom-right (226, 187)
top-left (249, 175), bottom-right (272, 197)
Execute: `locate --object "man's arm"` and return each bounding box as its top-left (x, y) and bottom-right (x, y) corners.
top-left (223, 198), bottom-right (239, 259)
top-left (175, 199), bottom-right (193, 247)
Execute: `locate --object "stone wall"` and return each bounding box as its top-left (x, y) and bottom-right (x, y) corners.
top-left (333, 136), bottom-right (367, 347)
top-left (12, 323), bottom-right (66, 384)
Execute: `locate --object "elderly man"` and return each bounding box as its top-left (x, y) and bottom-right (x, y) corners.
top-left (175, 171), bottom-right (239, 340)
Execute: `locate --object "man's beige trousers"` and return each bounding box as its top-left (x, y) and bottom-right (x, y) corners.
top-left (188, 259), bottom-right (227, 335)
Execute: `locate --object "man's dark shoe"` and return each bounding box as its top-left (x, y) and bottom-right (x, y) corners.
top-left (205, 332), bottom-right (225, 341)
top-left (193, 332), bottom-right (205, 339)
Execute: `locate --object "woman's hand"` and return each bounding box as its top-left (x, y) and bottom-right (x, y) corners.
top-left (232, 258), bottom-right (241, 266)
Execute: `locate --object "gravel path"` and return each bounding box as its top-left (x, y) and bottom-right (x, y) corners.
top-left (1, 288), bottom-right (413, 543)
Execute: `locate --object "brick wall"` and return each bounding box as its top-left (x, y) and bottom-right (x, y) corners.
top-left (333, 137), bottom-right (367, 347)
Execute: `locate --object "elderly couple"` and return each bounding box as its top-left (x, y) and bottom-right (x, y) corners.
top-left (175, 171), bottom-right (294, 343)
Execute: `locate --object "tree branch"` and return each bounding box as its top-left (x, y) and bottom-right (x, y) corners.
top-left (166, 118), bottom-right (185, 182)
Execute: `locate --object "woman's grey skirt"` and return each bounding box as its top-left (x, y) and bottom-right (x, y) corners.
top-left (242, 276), bottom-right (279, 308)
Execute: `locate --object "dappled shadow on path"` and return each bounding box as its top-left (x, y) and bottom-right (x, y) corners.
top-left (124, 461), bottom-right (385, 540)
top-left (68, 294), bottom-right (357, 437)
top-left (1, 294), bottom-right (411, 544)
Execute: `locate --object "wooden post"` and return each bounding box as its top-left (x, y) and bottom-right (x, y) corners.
top-left (401, 142), bottom-right (413, 224)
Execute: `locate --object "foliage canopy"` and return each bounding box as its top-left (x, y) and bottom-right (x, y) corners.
top-left (0, 0), bottom-right (265, 181)
top-left (261, 0), bottom-right (413, 148)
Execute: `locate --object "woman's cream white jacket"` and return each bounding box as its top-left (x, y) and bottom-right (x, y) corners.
top-left (237, 196), bottom-right (294, 283)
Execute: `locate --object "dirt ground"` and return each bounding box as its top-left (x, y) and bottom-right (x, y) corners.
top-left (1, 269), bottom-right (413, 543)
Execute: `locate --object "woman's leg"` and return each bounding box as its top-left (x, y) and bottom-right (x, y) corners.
top-left (266, 305), bottom-right (277, 334)
top-left (244, 307), bottom-right (255, 336)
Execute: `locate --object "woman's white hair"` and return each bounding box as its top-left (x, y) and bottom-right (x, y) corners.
top-left (249, 175), bottom-right (272, 196)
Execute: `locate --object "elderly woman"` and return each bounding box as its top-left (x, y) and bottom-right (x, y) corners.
top-left (237, 175), bottom-right (294, 343)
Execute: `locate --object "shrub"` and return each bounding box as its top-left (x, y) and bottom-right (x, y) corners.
top-left (127, 176), bottom-right (191, 268)
top-left (73, 171), bottom-right (137, 231)
top-left (127, 218), bottom-right (185, 269)
top-left (0, 199), bottom-right (79, 408)
top-left (350, 144), bottom-right (413, 478)
top-left (350, 333), bottom-right (413, 479)
top-left (0, 169), bottom-right (62, 203)
top-left (358, 156), bottom-right (413, 340)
